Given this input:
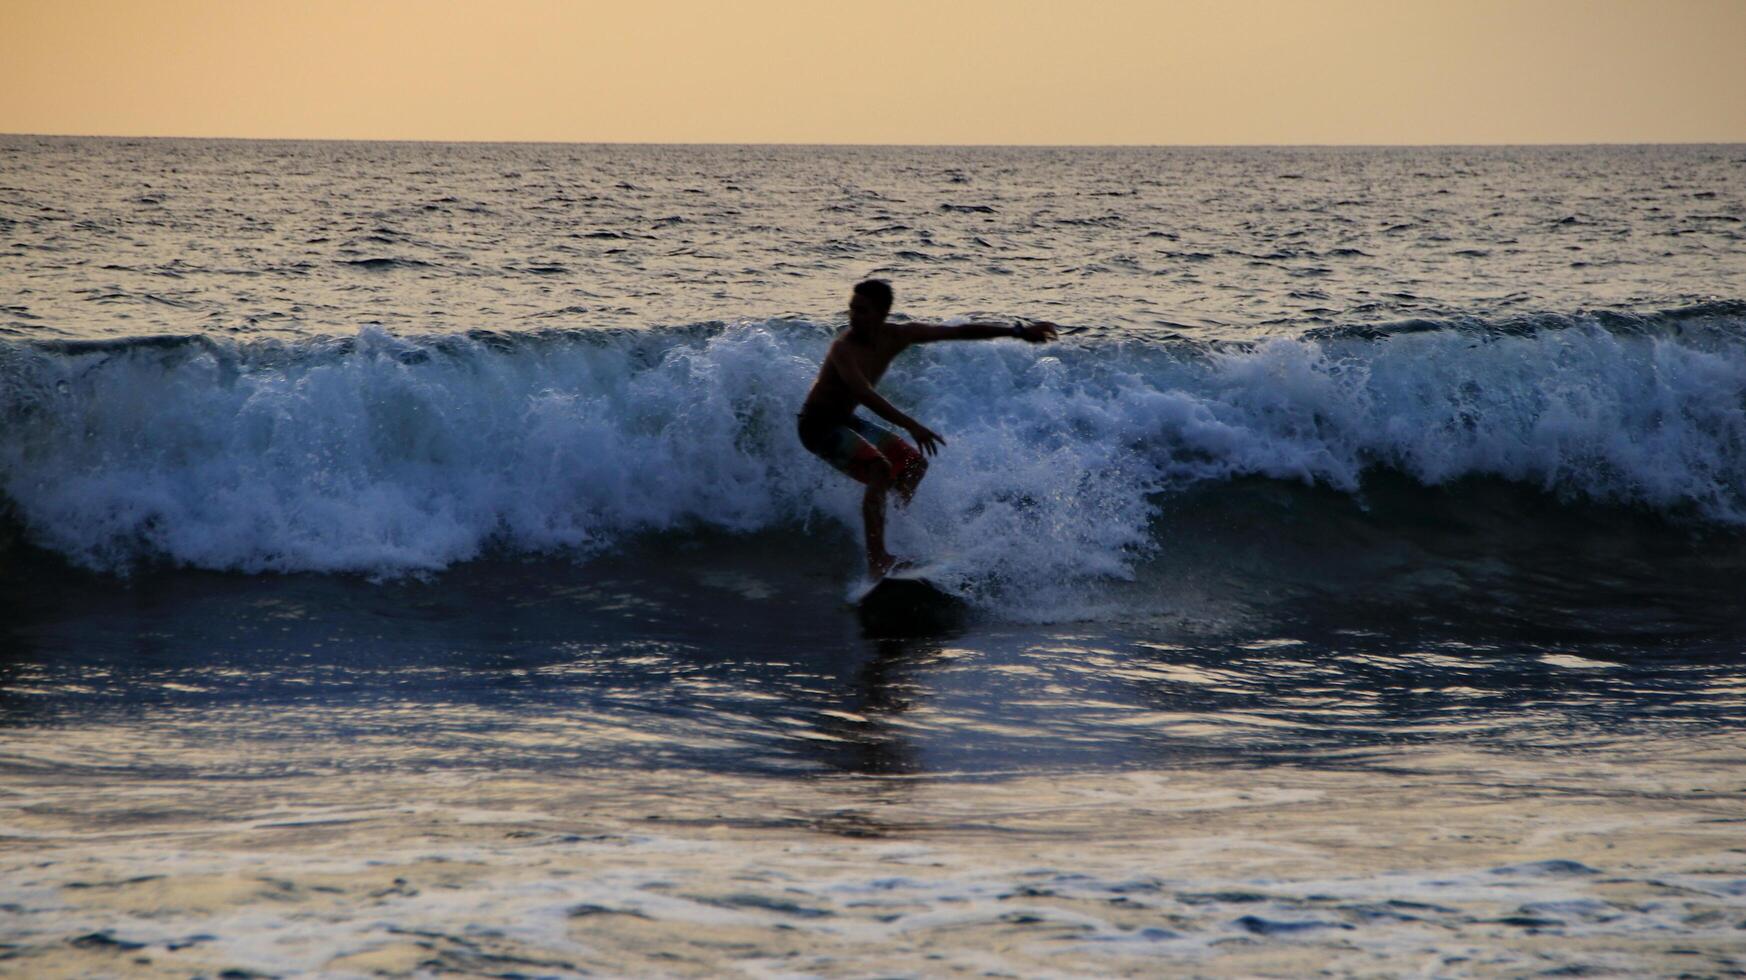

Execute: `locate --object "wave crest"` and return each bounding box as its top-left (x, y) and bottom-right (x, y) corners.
top-left (2, 311), bottom-right (1743, 595)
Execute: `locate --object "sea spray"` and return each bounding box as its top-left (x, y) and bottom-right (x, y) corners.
top-left (2, 313), bottom-right (1743, 593)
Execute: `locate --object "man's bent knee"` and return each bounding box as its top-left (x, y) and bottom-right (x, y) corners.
top-left (859, 455), bottom-right (896, 490)
top-left (893, 452), bottom-right (924, 488)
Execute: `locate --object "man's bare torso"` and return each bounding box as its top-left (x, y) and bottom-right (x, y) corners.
top-left (801, 326), bottom-right (908, 419)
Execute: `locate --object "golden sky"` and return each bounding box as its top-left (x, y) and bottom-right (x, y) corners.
top-left (4, 0), bottom-right (1743, 144)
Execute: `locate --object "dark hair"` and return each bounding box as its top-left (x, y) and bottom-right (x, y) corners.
top-left (853, 278), bottom-right (893, 311)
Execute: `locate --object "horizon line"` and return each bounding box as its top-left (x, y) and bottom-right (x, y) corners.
top-left (5, 131), bottom-right (1745, 149)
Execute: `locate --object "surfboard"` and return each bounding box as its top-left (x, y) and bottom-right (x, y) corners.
top-left (853, 561), bottom-right (967, 636)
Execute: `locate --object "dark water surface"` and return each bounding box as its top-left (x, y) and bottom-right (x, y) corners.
top-left (5, 477), bottom-right (1746, 780)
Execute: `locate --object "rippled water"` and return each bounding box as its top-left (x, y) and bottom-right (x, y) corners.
top-left (4, 536), bottom-right (1746, 975)
top-left (2, 138), bottom-right (1745, 975)
top-left (4, 138), bottom-right (1743, 339)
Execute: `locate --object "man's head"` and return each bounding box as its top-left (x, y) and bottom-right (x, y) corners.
top-left (849, 278), bottom-right (893, 330)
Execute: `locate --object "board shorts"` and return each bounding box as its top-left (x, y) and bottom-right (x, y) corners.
top-left (796, 410), bottom-right (924, 486)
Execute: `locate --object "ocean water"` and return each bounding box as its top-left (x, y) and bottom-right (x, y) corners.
top-left (2, 137), bottom-right (1746, 976)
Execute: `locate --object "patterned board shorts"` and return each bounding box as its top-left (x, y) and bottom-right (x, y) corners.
top-left (797, 411), bottom-right (924, 486)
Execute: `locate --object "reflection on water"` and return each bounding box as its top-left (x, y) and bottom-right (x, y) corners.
top-left (3, 528), bottom-right (1743, 782)
top-left (3, 530), bottom-right (1745, 976)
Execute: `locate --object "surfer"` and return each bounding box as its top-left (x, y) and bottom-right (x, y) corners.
top-left (798, 278), bottom-right (1059, 578)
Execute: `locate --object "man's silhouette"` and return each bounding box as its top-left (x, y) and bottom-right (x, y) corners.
top-left (797, 279), bottom-right (1058, 577)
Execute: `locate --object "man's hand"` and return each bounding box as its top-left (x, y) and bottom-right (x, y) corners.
top-left (1016, 320), bottom-right (1059, 343)
top-left (907, 422), bottom-right (946, 457)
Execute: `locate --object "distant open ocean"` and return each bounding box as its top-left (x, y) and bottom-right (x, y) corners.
top-left (3, 137), bottom-right (1745, 975)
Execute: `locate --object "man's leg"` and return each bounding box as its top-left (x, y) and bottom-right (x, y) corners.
top-left (862, 465), bottom-right (896, 577)
top-left (831, 422), bottom-right (902, 576)
top-left (854, 419), bottom-right (928, 509)
top-left (883, 437), bottom-right (927, 507)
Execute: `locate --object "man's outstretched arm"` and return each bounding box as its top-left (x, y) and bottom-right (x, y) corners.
top-left (893, 320), bottom-right (1059, 344)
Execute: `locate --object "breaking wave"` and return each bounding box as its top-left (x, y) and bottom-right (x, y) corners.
top-left (2, 306), bottom-right (1743, 612)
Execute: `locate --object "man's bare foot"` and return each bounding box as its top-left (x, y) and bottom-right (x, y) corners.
top-left (869, 552), bottom-right (899, 579)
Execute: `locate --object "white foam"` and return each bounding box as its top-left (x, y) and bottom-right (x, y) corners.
top-left (2, 318), bottom-right (1742, 599)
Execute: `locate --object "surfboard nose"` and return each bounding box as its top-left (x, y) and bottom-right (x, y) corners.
top-left (855, 576), bottom-right (968, 637)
